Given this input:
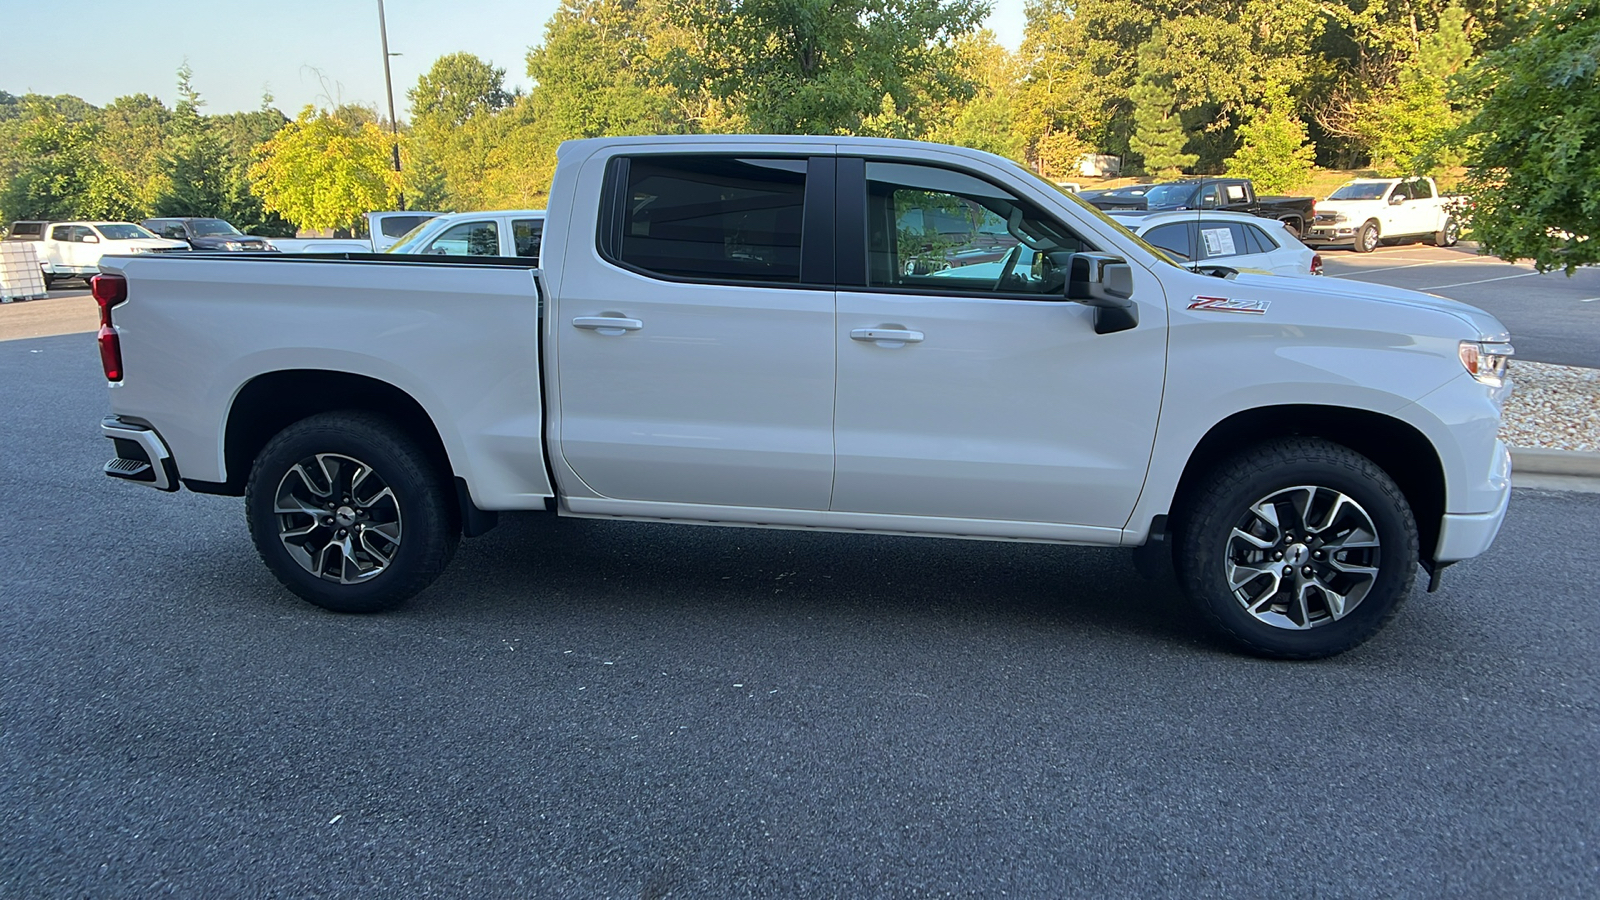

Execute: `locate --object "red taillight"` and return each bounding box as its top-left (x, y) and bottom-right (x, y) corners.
top-left (1311, 253), bottom-right (1323, 274)
top-left (91, 274), bottom-right (127, 381)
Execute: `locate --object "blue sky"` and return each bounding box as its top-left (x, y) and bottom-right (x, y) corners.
top-left (0, 0), bottom-right (1029, 117)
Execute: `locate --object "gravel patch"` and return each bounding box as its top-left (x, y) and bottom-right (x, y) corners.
top-left (1502, 361), bottom-right (1600, 452)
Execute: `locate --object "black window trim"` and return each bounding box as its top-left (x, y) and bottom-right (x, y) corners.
top-left (595, 153), bottom-right (836, 292)
top-left (836, 155), bottom-right (1099, 302)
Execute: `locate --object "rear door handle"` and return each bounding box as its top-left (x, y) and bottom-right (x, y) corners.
top-left (572, 316), bottom-right (643, 335)
top-left (850, 328), bottom-right (924, 347)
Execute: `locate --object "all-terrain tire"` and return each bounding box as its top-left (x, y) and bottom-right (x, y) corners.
top-left (245, 411), bottom-right (459, 613)
top-left (1174, 438), bottom-right (1418, 659)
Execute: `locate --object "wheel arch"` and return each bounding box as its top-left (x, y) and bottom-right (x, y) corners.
top-left (211, 369), bottom-right (453, 498)
top-left (1168, 405), bottom-right (1446, 562)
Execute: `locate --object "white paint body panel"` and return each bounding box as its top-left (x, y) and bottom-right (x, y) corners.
top-left (105, 134), bottom-right (1512, 564)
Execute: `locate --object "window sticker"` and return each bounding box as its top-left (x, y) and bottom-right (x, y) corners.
top-left (1200, 227), bottom-right (1236, 256)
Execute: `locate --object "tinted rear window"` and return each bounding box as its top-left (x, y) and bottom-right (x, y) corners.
top-left (609, 156), bottom-right (808, 284)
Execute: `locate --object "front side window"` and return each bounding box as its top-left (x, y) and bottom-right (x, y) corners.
top-left (611, 156), bottom-right (807, 284)
top-left (866, 161), bottom-right (1088, 296)
top-left (425, 221), bottom-right (499, 256)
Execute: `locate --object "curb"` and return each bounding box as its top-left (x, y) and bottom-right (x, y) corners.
top-left (1511, 447), bottom-right (1600, 477)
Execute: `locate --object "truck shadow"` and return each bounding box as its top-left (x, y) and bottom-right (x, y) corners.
top-left (424, 510), bottom-right (1204, 652)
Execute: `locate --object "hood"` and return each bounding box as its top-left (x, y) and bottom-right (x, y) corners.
top-left (1228, 271), bottom-right (1510, 341)
top-left (115, 238), bottom-right (192, 252)
top-left (1314, 198), bottom-right (1384, 217)
top-left (188, 234), bottom-right (273, 250)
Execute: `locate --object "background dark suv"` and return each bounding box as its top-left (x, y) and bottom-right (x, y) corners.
top-left (141, 218), bottom-right (275, 252)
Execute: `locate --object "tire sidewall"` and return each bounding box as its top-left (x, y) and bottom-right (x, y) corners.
top-left (1181, 446), bottom-right (1418, 658)
top-left (246, 413), bottom-right (455, 613)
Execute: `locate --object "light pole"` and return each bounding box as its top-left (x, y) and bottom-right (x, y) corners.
top-left (377, 0), bottom-right (404, 209)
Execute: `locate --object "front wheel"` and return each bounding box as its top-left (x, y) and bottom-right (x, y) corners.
top-left (1175, 438), bottom-right (1418, 659)
top-left (246, 411), bottom-right (459, 613)
top-left (1354, 221), bottom-right (1380, 253)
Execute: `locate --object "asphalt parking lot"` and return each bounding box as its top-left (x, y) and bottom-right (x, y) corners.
top-left (4, 331), bottom-right (1599, 896)
top-left (1318, 242), bottom-right (1600, 368)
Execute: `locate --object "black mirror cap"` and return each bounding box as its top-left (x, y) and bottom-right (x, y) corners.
top-left (1066, 252), bottom-right (1139, 334)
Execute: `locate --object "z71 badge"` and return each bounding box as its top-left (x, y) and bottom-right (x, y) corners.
top-left (1187, 295), bottom-right (1272, 315)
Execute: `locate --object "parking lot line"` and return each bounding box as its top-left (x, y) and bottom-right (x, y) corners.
top-left (1419, 271), bottom-right (1544, 290)
top-left (1327, 257), bottom-right (1511, 277)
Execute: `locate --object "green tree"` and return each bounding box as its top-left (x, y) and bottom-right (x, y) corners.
top-left (249, 106), bottom-right (400, 234)
top-left (97, 93), bottom-right (171, 213)
top-left (1225, 81), bottom-right (1317, 193)
top-left (0, 100), bottom-right (135, 221)
top-left (407, 52), bottom-right (517, 211)
top-left (1453, 0), bottom-right (1600, 273)
top-left (1127, 33), bottom-right (1196, 178)
top-left (153, 66), bottom-right (231, 217)
top-left (409, 52), bottom-right (512, 129)
top-left (527, 0), bottom-right (689, 139)
top-left (925, 31), bottom-right (1027, 161)
top-left (683, 0), bottom-right (987, 135)
top-left (211, 97), bottom-right (295, 235)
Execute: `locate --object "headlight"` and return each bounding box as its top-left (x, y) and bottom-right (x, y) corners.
top-left (1460, 341), bottom-right (1514, 387)
top-left (1329, 213), bottom-right (1348, 224)
top-left (222, 241), bottom-right (243, 251)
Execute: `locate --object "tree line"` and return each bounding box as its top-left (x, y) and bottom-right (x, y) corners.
top-left (1, 0), bottom-right (1594, 270)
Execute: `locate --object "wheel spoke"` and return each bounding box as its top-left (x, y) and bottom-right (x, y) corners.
top-left (1226, 482), bottom-right (1384, 631)
top-left (275, 452), bottom-right (402, 585)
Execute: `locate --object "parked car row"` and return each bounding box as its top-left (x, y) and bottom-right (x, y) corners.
top-left (1077, 174), bottom-right (1467, 254)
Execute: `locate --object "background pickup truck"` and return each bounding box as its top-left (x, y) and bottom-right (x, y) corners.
top-left (266, 211), bottom-right (441, 253)
top-left (1306, 177), bottom-right (1464, 253)
top-left (93, 135), bottom-right (1513, 660)
top-left (1079, 177), bottom-right (1316, 237)
top-left (25, 221), bottom-right (188, 285)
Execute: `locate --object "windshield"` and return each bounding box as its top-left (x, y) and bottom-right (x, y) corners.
top-left (1142, 183), bottom-right (1199, 209)
top-left (97, 223), bottom-right (158, 240)
top-left (190, 218), bottom-right (242, 236)
top-left (1026, 170), bottom-right (1184, 269)
top-left (384, 219), bottom-right (440, 254)
top-left (1329, 182), bottom-right (1390, 200)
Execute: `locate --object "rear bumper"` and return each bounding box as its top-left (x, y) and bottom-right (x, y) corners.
top-left (101, 416), bottom-right (178, 491)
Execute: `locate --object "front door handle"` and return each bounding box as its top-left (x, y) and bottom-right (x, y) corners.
top-left (572, 316), bottom-right (643, 336)
top-left (850, 327), bottom-right (924, 348)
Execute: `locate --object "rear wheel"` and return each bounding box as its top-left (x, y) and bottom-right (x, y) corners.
top-left (1175, 438), bottom-right (1418, 659)
top-left (1432, 218), bottom-right (1460, 247)
top-left (1354, 221), bottom-right (1380, 253)
top-left (246, 411), bottom-right (458, 613)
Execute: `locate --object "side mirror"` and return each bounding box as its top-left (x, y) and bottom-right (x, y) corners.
top-left (1066, 253), bottom-right (1139, 335)
top-left (81, 234), bottom-right (100, 244)
top-left (1389, 195), bottom-right (1406, 205)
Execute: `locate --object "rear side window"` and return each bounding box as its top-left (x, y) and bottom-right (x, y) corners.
top-left (51, 225), bottom-right (72, 241)
top-left (512, 219), bottom-right (542, 258)
top-left (1142, 222), bottom-right (1196, 262)
top-left (379, 214), bottom-right (435, 238)
top-left (606, 156), bottom-right (807, 284)
top-left (1244, 224), bottom-right (1281, 254)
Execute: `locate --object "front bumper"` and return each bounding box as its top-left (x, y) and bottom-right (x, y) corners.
top-left (1304, 225), bottom-right (1357, 247)
top-left (102, 416), bottom-right (178, 491)
top-left (1435, 440), bottom-right (1512, 562)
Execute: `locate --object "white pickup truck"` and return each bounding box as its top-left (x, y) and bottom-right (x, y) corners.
top-left (91, 135), bottom-right (1514, 659)
top-left (266, 211), bottom-right (442, 253)
top-left (31, 221), bottom-right (189, 285)
top-left (1305, 177), bottom-right (1464, 253)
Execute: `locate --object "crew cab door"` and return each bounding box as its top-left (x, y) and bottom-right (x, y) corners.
top-left (554, 153), bottom-right (837, 509)
top-left (830, 159), bottom-right (1167, 529)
